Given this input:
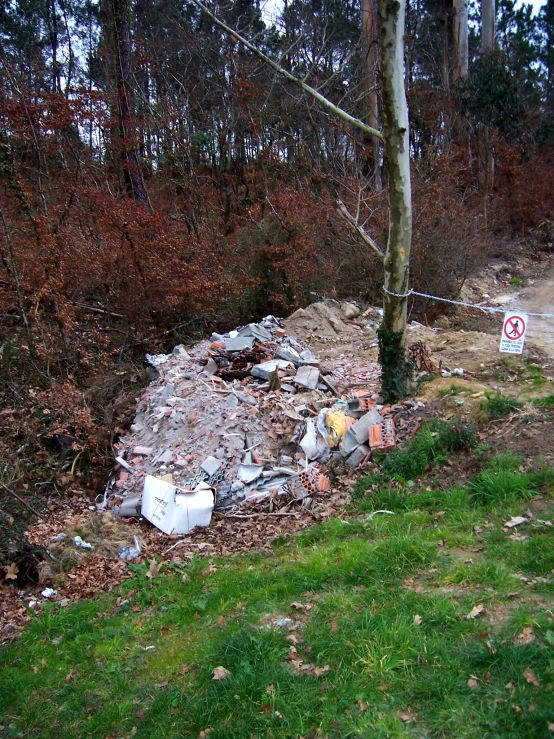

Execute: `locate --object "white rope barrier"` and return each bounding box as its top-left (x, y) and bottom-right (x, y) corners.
top-left (382, 286), bottom-right (554, 319)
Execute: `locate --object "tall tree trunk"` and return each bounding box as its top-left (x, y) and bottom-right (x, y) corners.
top-left (110, 0), bottom-right (151, 208)
top-left (481, 0), bottom-right (495, 53)
top-left (378, 0), bottom-right (414, 402)
top-left (545, 0), bottom-right (554, 109)
top-left (452, 0), bottom-right (469, 82)
top-left (361, 0), bottom-right (382, 189)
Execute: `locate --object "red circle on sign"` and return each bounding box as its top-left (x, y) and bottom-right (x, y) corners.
top-left (503, 315), bottom-right (526, 340)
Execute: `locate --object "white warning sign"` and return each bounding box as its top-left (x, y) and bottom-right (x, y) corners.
top-left (500, 312), bottom-right (528, 354)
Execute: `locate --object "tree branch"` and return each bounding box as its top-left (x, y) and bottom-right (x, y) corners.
top-left (190, 0), bottom-right (384, 143)
top-left (336, 200), bottom-right (385, 258)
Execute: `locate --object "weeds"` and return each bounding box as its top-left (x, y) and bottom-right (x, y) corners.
top-left (482, 392), bottom-right (523, 420)
top-left (534, 393), bottom-right (554, 409)
top-left (369, 419), bottom-right (476, 484)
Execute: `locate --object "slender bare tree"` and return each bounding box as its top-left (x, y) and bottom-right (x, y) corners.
top-left (453, 0), bottom-right (469, 81)
top-left (191, 0), bottom-right (414, 400)
top-left (481, 0), bottom-right (496, 53)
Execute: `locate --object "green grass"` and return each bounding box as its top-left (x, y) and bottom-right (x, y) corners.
top-left (364, 419), bottom-right (477, 486)
top-left (534, 394), bottom-right (554, 409)
top-left (482, 393), bottom-right (523, 421)
top-left (1, 439), bottom-right (554, 737)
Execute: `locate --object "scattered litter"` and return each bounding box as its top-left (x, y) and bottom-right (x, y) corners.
top-left (41, 588), bottom-right (57, 598)
top-left (118, 536), bottom-right (142, 561)
top-left (504, 516), bottom-right (528, 529)
top-left (146, 353), bottom-right (171, 366)
top-left (272, 618), bottom-right (293, 628)
top-left (364, 510), bottom-right (394, 520)
top-left (74, 535), bottom-right (93, 550)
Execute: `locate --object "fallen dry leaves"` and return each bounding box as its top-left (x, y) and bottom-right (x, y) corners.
top-left (524, 667), bottom-right (540, 687)
top-left (398, 709), bottom-right (417, 722)
top-left (466, 604), bottom-right (485, 620)
top-left (212, 666), bottom-right (231, 680)
top-left (3, 562), bottom-right (19, 581)
top-left (516, 627), bottom-right (536, 645)
top-left (146, 559), bottom-right (163, 579)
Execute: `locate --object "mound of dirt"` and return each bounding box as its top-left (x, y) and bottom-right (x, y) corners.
top-left (285, 301), bottom-right (371, 343)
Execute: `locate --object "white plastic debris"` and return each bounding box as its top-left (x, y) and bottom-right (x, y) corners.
top-left (141, 475), bottom-right (214, 535)
top-left (118, 536), bottom-right (142, 561)
top-left (146, 353), bottom-right (172, 366)
top-left (300, 419), bottom-right (330, 461)
top-left (74, 535), bottom-right (93, 549)
top-left (504, 516), bottom-right (528, 528)
top-left (50, 533), bottom-right (66, 542)
top-left (41, 588), bottom-right (57, 598)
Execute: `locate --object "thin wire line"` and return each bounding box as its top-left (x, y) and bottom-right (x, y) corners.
top-left (382, 286), bottom-right (554, 319)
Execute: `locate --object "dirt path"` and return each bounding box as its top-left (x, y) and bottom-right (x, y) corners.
top-left (515, 266), bottom-right (554, 358)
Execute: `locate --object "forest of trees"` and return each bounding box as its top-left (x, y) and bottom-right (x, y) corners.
top-left (0, 0), bottom-right (553, 373)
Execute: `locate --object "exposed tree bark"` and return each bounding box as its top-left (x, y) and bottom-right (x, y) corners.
top-left (361, 0), bottom-right (382, 188)
top-left (109, 0), bottom-right (152, 208)
top-left (453, 0), bottom-right (469, 81)
top-left (378, 0), bottom-right (414, 401)
top-left (481, 0), bottom-right (496, 53)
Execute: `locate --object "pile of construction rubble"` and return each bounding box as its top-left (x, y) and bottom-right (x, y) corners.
top-left (103, 306), bottom-right (425, 536)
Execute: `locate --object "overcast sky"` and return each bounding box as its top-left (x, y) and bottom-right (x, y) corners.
top-left (261, 0), bottom-right (546, 24)
top-left (515, 0), bottom-right (545, 14)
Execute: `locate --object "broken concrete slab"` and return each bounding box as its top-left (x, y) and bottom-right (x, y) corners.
top-left (201, 456), bottom-right (222, 477)
top-left (251, 359), bottom-right (293, 381)
top-left (203, 358), bottom-right (219, 376)
top-left (341, 302), bottom-right (361, 319)
top-left (350, 409), bottom-right (383, 445)
top-left (339, 429), bottom-right (360, 457)
top-left (275, 346), bottom-right (302, 364)
top-left (294, 365), bottom-right (320, 390)
top-left (224, 336), bottom-right (255, 352)
top-left (299, 349), bottom-right (320, 366)
top-left (238, 323), bottom-right (273, 342)
top-left (238, 464), bottom-right (263, 483)
top-left (346, 444), bottom-right (370, 469)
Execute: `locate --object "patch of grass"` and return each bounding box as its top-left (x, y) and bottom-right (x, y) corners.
top-left (509, 277), bottom-right (522, 286)
top-left (371, 419), bottom-right (477, 483)
top-left (438, 383), bottom-right (465, 397)
top-left (482, 392), bottom-right (523, 421)
top-left (468, 469), bottom-right (537, 506)
top-left (534, 393), bottom-right (554, 409)
top-left (2, 455), bottom-right (554, 738)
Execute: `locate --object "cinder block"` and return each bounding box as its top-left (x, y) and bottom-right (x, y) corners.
top-left (346, 444), bottom-right (370, 469)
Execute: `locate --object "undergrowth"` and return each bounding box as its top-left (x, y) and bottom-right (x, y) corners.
top-left (355, 419), bottom-right (477, 491)
top-left (482, 393), bottom-right (523, 420)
